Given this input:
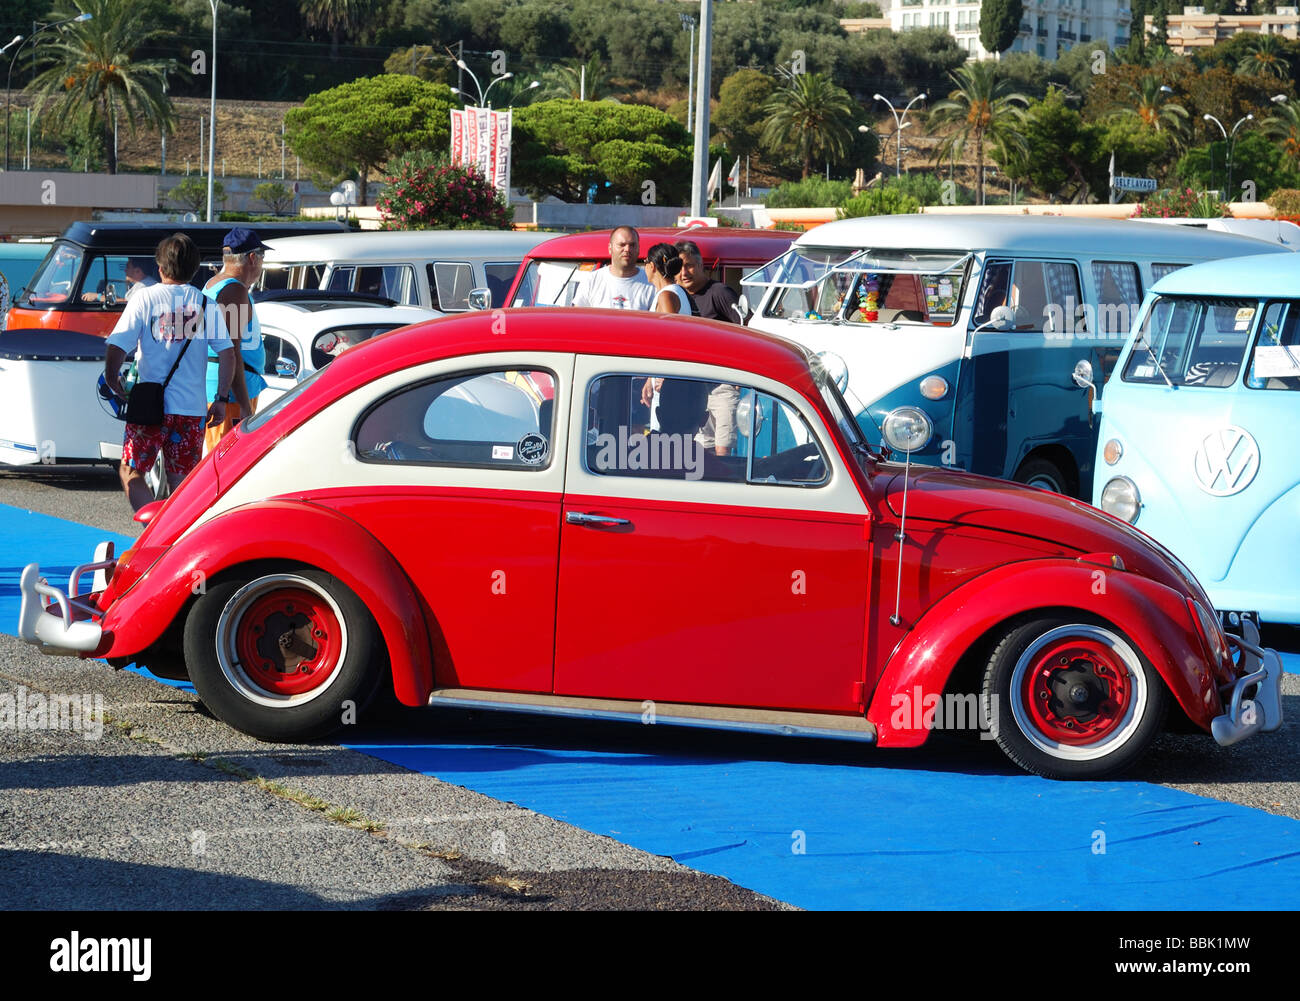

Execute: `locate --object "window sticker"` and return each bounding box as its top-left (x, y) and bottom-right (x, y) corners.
top-left (1235, 306), bottom-right (1256, 331)
top-left (492, 445), bottom-right (514, 461)
top-left (517, 432), bottom-right (548, 465)
top-left (1253, 345), bottom-right (1300, 378)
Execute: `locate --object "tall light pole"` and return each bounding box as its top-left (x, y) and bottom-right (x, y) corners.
top-left (453, 59), bottom-right (513, 107)
top-left (689, 0), bottom-right (713, 217)
top-left (1203, 112), bottom-right (1253, 197)
top-left (206, 0), bottom-right (217, 221)
top-left (873, 92), bottom-right (926, 178)
top-left (680, 13), bottom-right (696, 135)
top-left (5, 14), bottom-right (92, 172)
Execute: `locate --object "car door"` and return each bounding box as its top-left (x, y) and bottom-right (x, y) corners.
top-left (552, 355), bottom-right (872, 713)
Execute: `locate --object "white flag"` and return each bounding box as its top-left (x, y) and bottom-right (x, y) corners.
top-left (707, 158), bottom-right (722, 199)
top-left (727, 158), bottom-right (741, 188)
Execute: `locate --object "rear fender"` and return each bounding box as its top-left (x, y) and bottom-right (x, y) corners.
top-left (96, 500), bottom-right (434, 707)
top-left (868, 560), bottom-right (1217, 747)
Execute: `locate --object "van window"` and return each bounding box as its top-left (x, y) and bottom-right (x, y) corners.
top-left (484, 263), bottom-right (520, 309)
top-left (326, 266), bottom-right (354, 292)
top-left (974, 259), bottom-right (1082, 332)
top-left (1247, 301), bottom-right (1300, 391)
top-left (1090, 261), bottom-right (1142, 337)
top-left (427, 262), bottom-right (474, 311)
top-left (1151, 263), bottom-right (1188, 282)
top-left (1122, 296), bottom-right (1255, 388)
top-left (23, 243), bottom-right (83, 304)
top-left (356, 264), bottom-right (417, 304)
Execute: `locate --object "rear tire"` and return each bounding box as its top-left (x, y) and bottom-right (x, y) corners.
top-left (981, 616), bottom-right (1166, 779)
top-left (182, 566), bottom-right (382, 742)
top-left (1013, 457), bottom-right (1069, 496)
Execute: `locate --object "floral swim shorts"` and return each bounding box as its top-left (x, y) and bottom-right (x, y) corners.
top-left (122, 415), bottom-right (205, 477)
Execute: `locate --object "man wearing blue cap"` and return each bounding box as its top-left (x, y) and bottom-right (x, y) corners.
top-left (202, 226), bottom-right (267, 453)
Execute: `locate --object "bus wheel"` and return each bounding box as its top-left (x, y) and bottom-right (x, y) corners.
top-left (1014, 457), bottom-right (1068, 495)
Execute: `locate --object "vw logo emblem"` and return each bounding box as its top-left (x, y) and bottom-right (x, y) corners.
top-left (1193, 426), bottom-right (1260, 496)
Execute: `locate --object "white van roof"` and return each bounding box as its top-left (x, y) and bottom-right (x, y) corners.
top-left (263, 229), bottom-right (551, 262)
top-left (793, 214), bottom-right (1290, 259)
top-left (1151, 251), bottom-right (1300, 298)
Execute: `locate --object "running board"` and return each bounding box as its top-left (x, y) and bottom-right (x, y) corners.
top-left (426, 689), bottom-right (877, 743)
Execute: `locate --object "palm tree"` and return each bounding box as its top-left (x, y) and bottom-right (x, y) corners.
top-left (1235, 33), bottom-right (1290, 79)
top-left (760, 72), bottom-right (855, 181)
top-left (301, 0), bottom-right (373, 60)
top-left (928, 62), bottom-right (1029, 205)
top-left (1113, 75), bottom-right (1189, 139)
top-left (1264, 99), bottom-right (1300, 168)
top-left (537, 55), bottom-right (614, 102)
top-left (27, 0), bottom-right (175, 175)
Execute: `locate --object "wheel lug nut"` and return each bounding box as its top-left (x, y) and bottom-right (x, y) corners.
top-left (314, 629), bottom-right (324, 638)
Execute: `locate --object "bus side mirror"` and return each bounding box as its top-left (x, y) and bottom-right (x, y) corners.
top-left (467, 288), bottom-right (491, 311)
top-left (972, 305), bottom-right (1016, 333)
top-left (1072, 359), bottom-right (1095, 392)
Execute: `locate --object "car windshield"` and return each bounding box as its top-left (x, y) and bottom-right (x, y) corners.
top-left (1122, 295), bottom-right (1257, 388)
top-left (511, 259), bottom-right (603, 307)
top-left (750, 248), bottom-right (970, 326)
top-left (21, 243), bottom-right (83, 305)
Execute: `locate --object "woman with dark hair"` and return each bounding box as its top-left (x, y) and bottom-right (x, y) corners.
top-left (644, 242), bottom-right (694, 315)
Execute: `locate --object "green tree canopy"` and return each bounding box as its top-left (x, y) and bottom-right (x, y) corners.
top-left (715, 70), bottom-right (777, 163)
top-left (511, 99), bottom-right (692, 203)
top-left (760, 72), bottom-right (856, 180)
top-left (929, 61), bottom-right (1029, 204)
top-left (283, 74), bottom-right (455, 204)
top-left (979, 0), bottom-right (1025, 57)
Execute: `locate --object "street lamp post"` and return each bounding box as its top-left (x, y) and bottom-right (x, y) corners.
top-left (206, 0), bottom-right (217, 221)
top-left (680, 13), bottom-right (696, 134)
top-left (453, 59), bottom-right (515, 108)
top-left (5, 14), bottom-right (92, 172)
top-left (872, 92), bottom-right (926, 178)
top-left (507, 80), bottom-right (540, 110)
top-left (1203, 112), bottom-right (1253, 198)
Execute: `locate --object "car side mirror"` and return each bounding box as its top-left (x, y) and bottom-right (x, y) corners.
top-left (735, 294), bottom-right (751, 322)
top-left (467, 287), bottom-right (491, 311)
top-left (972, 305), bottom-right (1016, 333)
top-left (1072, 359), bottom-right (1095, 392)
top-left (276, 357), bottom-right (299, 378)
top-left (104, 284), bottom-right (117, 306)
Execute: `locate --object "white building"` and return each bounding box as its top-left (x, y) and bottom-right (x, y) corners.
top-left (882, 0), bottom-right (1133, 59)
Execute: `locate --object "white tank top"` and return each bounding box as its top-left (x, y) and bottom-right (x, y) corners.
top-left (658, 284), bottom-right (693, 315)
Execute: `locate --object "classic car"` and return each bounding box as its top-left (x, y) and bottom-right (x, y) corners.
top-left (16, 308), bottom-right (1284, 779)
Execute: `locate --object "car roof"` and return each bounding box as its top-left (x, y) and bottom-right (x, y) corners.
top-left (1149, 251), bottom-right (1300, 298)
top-left (256, 302), bottom-right (442, 333)
top-left (320, 307), bottom-right (817, 398)
top-left (794, 214), bottom-right (1291, 258)
top-left (57, 221), bottom-right (348, 253)
top-left (263, 229), bottom-right (552, 261)
top-left (522, 227), bottom-right (795, 266)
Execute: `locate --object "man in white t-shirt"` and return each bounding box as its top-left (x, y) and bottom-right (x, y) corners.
top-left (571, 226), bottom-right (655, 310)
top-left (103, 233), bottom-right (236, 511)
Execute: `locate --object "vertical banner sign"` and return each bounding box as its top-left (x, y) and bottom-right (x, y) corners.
top-left (449, 107), bottom-right (513, 197)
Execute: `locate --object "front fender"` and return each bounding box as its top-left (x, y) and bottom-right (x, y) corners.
top-left (96, 500), bottom-right (434, 707)
top-left (867, 560), bottom-right (1217, 747)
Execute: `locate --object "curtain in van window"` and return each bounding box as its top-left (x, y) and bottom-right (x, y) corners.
top-left (1091, 261), bottom-right (1142, 336)
top-left (1042, 262), bottom-right (1081, 310)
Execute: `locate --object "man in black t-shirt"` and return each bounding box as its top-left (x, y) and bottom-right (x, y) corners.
top-left (675, 240), bottom-right (744, 324)
top-left (675, 240), bottom-right (742, 455)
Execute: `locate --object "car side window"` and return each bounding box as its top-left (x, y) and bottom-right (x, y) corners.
top-left (484, 263), bottom-right (520, 309)
top-left (354, 369), bottom-right (555, 469)
top-left (583, 373), bottom-right (828, 486)
top-left (310, 325), bottom-right (400, 370)
top-left (356, 265), bottom-right (417, 304)
top-left (431, 262), bottom-right (473, 311)
top-left (1247, 300), bottom-right (1300, 391)
top-left (262, 332), bottom-right (300, 378)
top-left (326, 266), bottom-right (354, 292)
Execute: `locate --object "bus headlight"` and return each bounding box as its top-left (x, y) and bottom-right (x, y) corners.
top-left (1103, 438), bottom-right (1123, 465)
top-left (1100, 476), bottom-right (1141, 523)
top-left (882, 407), bottom-right (933, 453)
top-left (919, 375), bottom-right (949, 400)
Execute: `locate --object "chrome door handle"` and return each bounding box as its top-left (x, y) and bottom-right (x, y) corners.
top-left (566, 511), bottom-right (631, 527)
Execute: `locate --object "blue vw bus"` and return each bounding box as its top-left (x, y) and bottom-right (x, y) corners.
top-left (743, 215), bottom-right (1289, 498)
top-left (1089, 252), bottom-right (1300, 625)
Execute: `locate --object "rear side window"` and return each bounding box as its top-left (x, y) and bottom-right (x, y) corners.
top-left (1090, 261), bottom-right (1142, 338)
top-left (1123, 296), bottom-right (1256, 387)
top-left (1247, 300), bottom-right (1300, 391)
top-left (427, 262), bottom-right (474, 311)
top-left (355, 265), bottom-right (417, 304)
top-left (1151, 263), bottom-right (1188, 283)
top-left (974, 259), bottom-right (1082, 332)
top-left (310, 325), bottom-right (402, 370)
top-left (354, 369), bottom-right (555, 469)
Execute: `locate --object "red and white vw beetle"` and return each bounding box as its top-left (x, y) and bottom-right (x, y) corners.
top-left (18, 309), bottom-right (1283, 778)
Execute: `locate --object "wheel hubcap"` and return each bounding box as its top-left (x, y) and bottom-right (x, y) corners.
top-left (216, 575), bottom-right (348, 707)
top-left (1009, 625), bottom-right (1147, 760)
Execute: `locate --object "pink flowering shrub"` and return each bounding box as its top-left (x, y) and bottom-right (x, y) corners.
top-left (376, 153), bottom-right (511, 230)
top-left (1131, 187), bottom-right (1230, 219)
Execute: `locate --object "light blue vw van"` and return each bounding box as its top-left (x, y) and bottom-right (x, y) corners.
top-left (1089, 252), bottom-right (1300, 625)
top-left (743, 215), bottom-right (1287, 499)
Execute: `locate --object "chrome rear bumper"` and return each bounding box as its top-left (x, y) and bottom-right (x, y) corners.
top-left (1211, 618), bottom-right (1284, 747)
top-left (16, 542), bottom-right (115, 656)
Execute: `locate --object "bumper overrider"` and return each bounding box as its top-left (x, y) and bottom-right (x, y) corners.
top-left (1211, 618), bottom-right (1284, 746)
top-left (16, 542), bottom-right (117, 656)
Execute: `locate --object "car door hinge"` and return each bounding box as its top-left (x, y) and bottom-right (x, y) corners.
top-left (852, 681), bottom-right (866, 706)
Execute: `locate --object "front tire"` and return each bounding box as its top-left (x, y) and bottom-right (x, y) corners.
top-left (1013, 457), bottom-right (1069, 496)
top-left (981, 616), bottom-right (1166, 779)
top-left (183, 567), bottom-right (382, 741)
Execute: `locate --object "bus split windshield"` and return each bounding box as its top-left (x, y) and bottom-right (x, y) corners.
top-left (744, 248), bottom-right (971, 326)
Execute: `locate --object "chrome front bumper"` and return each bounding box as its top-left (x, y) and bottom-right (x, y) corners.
top-left (16, 542), bottom-right (116, 656)
top-left (1211, 618), bottom-right (1284, 747)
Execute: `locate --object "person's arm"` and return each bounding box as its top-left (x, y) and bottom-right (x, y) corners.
top-left (207, 347), bottom-right (235, 428)
top-left (215, 284), bottom-right (254, 414)
top-left (654, 288), bottom-right (680, 315)
top-left (104, 344), bottom-right (129, 401)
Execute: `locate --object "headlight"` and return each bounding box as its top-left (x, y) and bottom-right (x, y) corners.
top-left (882, 407), bottom-right (933, 453)
top-left (1103, 438), bottom-right (1123, 465)
top-left (919, 375), bottom-right (948, 400)
top-left (1100, 476), bottom-right (1141, 523)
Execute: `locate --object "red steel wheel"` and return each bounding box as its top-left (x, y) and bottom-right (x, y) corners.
top-left (231, 585), bottom-right (345, 699)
